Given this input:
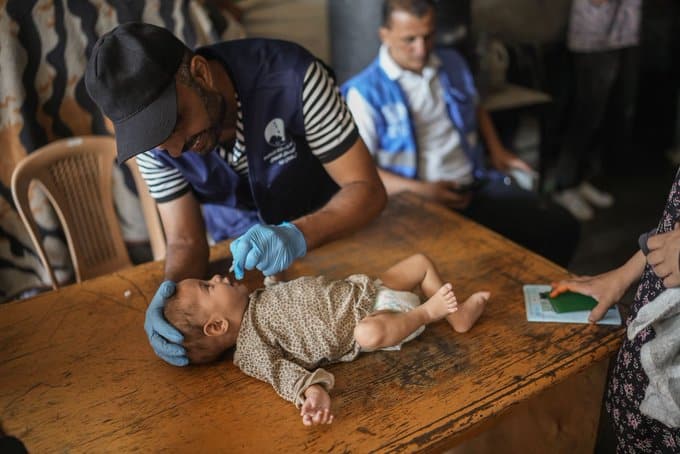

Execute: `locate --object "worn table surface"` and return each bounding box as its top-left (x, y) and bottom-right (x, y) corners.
top-left (0, 193), bottom-right (622, 453)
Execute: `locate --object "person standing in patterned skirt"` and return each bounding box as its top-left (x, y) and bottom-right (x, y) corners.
top-left (553, 168), bottom-right (680, 452)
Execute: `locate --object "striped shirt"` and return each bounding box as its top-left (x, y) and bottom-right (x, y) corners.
top-left (136, 60), bottom-right (357, 203)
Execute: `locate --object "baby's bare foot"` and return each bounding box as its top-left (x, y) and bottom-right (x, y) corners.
top-left (421, 283), bottom-right (458, 322)
top-left (447, 291), bottom-right (489, 333)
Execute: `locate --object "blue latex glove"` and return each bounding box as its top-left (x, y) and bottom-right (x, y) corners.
top-left (144, 280), bottom-right (188, 366)
top-left (229, 222), bottom-right (307, 279)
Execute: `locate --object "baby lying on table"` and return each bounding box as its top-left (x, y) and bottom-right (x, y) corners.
top-left (163, 253), bottom-right (490, 426)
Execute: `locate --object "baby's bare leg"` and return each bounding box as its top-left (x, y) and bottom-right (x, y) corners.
top-left (378, 253), bottom-right (444, 297)
top-left (354, 283), bottom-right (457, 351)
top-left (375, 253), bottom-right (487, 338)
top-left (446, 291), bottom-right (490, 333)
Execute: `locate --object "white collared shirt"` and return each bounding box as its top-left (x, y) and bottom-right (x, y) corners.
top-left (346, 45), bottom-right (473, 183)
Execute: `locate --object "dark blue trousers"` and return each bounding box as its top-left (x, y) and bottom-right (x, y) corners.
top-left (462, 178), bottom-right (580, 267)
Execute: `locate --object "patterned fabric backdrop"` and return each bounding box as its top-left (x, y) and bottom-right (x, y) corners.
top-left (0, 0), bottom-right (244, 302)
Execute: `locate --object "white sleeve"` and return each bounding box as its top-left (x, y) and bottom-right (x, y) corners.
top-left (344, 87), bottom-right (379, 156)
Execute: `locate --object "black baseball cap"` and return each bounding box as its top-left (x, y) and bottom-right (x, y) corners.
top-left (85, 22), bottom-right (190, 162)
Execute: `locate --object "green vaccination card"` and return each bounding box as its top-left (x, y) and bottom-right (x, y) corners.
top-left (546, 291), bottom-right (598, 313)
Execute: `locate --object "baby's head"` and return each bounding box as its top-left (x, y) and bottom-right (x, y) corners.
top-left (163, 274), bottom-right (250, 364)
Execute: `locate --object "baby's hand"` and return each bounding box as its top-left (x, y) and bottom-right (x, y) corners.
top-left (300, 384), bottom-right (333, 426)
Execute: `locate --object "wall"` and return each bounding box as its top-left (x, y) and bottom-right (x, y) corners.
top-left (239, 0), bottom-right (330, 62)
top-left (472, 0), bottom-right (571, 44)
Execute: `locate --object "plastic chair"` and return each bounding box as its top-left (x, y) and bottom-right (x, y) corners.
top-left (124, 158), bottom-right (166, 260)
top-left (11, 136), bottom-right (131, 289)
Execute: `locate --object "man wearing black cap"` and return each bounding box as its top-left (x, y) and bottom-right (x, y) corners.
top-left (85, 22), bottom-right (386, 366)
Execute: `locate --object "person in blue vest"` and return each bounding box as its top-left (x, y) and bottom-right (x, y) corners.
top-left (85, 23), bottom-right (386, 366)
top-left (342, 0), bottom-right (579, 267)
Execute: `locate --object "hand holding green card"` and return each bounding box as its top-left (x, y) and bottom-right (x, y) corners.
top-left (524, 285), bottom-right (620, 325)
top-left (540, 290), bottom-right (598, 313)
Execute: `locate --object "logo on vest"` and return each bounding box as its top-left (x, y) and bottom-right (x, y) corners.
top-left (264, 118), bottom-right (297, 166)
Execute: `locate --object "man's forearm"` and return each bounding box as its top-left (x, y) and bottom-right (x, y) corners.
top-left (378, 168), bottom-right (423, 195)
top-left (293, 137), bottom-right (387, 251)
top-left (294, 179), bottom-right (386, 250)
top-left (163, 241), bottom-right (209, 282)
top-left (156, 192), bottom-right (210, 282)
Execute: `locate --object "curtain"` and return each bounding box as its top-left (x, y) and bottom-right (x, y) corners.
top-left (0, 0), bottom-right (244, 301)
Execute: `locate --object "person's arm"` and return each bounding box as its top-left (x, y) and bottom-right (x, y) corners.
top-left (301, 384), bottom-right (334, 426)
top-left (156, 191), bottom-right (210, 281)
top-left (376, 167), bottom-right (424, 195)
top-left (136, 153), bottom-right (204, 366)
top-left (230, 63), bottom-right (388, 278)
top-left (135, 151), bottom-right (209, 280)
top-left (228, 138), bottom-right (385, 279)
top-left (292, 64), bottom-right (387, 249)
top-left (292, 137), bottom-right (386, 250)
top-left (476, 105), bottom-right (532, 172)
top-left (144, 191), bottom-right (209, 367)
top-left (235, 334), bottom-right (335, 424)
top-left (377, 168), bottom-right (472, 210)
top-left (345, 87), bottom-right (471, 209)
top-left (551, 250), bottom-right (647, 322)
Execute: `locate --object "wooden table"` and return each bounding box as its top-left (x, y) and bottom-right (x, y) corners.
top-left (0, 193), bottom-right (623, 452)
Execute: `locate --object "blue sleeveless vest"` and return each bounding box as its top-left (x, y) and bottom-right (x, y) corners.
top-left (341, 48), bottom-right (489, 180)
top-left (150, 39), bottom-right (340, 240)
